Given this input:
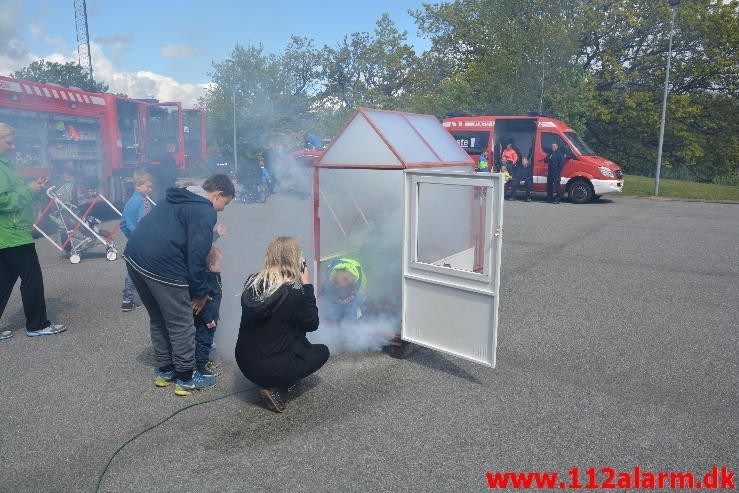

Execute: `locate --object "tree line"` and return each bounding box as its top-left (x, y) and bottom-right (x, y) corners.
top-left (9, 1), bottom-right (736, 183)
top-left (202, 0), bottom-right (737, 184)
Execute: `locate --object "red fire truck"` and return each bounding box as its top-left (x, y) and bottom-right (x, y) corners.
top-left (442, 114), bottom-right (623, 203)
top-left (0, 75), bottom-right (206, 205)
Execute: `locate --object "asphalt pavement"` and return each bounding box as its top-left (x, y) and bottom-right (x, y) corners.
top-left (1, 192), bottom-right (737, 492)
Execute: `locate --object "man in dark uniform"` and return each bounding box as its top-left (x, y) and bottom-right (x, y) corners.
top-left (544, 142), bottom-right (565, 204)
top-left (508, 157), bottom-right (533, 201)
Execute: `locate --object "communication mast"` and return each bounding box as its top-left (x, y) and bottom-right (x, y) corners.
top-left (73, 0), bottom-right (93, 80)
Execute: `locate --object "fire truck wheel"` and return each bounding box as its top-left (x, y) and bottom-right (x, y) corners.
top-left (568, 179), bottom-right (593, 204)
top-left (69, 253), bottom-right (81, 264)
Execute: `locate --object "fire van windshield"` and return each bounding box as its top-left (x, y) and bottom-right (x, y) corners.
top-left (564, 131), bottom-right (595, 155)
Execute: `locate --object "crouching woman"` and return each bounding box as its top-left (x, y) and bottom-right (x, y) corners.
top-left (235, 236), bottom-right (330, 413)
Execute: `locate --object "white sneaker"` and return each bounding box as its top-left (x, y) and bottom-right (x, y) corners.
top-left (0, 330), bottom-right (12, 341)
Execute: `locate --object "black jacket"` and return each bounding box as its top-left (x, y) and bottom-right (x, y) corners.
top-left (544, 148), bottom-right (565, 174)
top-left (235, 278), bottom-right (319, 381)
top-left (123, 187), bottom-right (216, 298)
top-left (196, 271), bottom-right (222, 325)
top-left (513, 164), bottom-right (533, 182)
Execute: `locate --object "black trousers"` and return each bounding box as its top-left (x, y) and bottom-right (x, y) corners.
top-left (546, 172), bottom-right (563, 201)
top-left (0, 243), bottom-right (50, 331)
top-left (237, 335), bottom-right (330, 389)
top-left (509, 179), bottom-right (532, 199)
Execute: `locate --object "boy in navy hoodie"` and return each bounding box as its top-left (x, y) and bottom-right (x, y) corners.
top-left (123, 174), bottom-right (234, 396)
top-left (194, 245), bottom-right (223, 376)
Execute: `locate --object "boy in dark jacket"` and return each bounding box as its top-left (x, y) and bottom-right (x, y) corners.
top-left (194, 245), bottom-right (223, 376)
top-left (123, 174), bottom-right (234, 396)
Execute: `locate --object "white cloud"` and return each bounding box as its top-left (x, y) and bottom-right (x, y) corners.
top-left (160, 43), bottom-right (199, 58)
top-left (0, 1), bottom-right (206, 107)
top-left (0, 25), bottom-right (207, 107)
top-left (0, 0), bottom-right (34, 74)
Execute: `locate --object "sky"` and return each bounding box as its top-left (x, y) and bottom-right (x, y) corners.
top-left (0, 0), bottom-right (440, 107)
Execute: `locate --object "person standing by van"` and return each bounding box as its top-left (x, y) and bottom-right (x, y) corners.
top-left (544, 142), bottom-right (565, 204)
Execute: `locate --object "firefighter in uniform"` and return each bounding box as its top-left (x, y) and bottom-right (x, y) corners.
top-left (544, 142), bottom-right (565, 203)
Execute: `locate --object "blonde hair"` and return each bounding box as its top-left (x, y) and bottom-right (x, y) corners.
top-left (247, 236), bottom-right (302, 300)
top-left (133, 170), bottom-right (153, 187)
top-left (206, 245), bottom-right (223, 269)
top-left (0, 122), bottom-right (14, 138)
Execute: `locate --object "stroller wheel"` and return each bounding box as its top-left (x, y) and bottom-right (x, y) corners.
top-left (69, 253), bottom-right (81, 264)
top-left (106, 248), bottom-right (118, 261)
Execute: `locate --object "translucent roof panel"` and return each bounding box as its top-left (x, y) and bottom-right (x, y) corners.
top-left (317, 108), bottom-right (473, 169)
top-left (362, 109), bottom-right (439, 164)
top-left (404, 113), bottom-right (473, 163)
top-left (317, 112), bottom-right (402, 167)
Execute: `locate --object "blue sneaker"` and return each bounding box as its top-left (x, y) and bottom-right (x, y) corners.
top-left (154, 369), bottom-right (176, 387)
top-left (0, 330), bottom-right (12, 341)
top-left (174, 371), bottom-right (216, 396)
top-left (27, 322), bottom-right (66, 337)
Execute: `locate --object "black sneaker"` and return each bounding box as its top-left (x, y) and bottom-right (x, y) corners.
top-left (196, 363), bottom-right (221, 377)
top-left (121, 300), bottom-right (135, 312)
top-left (259, 388), bottom-right (286, 413)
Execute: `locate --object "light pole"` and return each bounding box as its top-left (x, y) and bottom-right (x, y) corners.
top-left (654, 0), bottom-right (680, 196)
top-left (232, 88), bottom-right (238, 175)
top-left (225, 58), bottom-right (238, 175)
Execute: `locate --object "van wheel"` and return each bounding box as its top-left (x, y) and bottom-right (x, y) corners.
top-left (568, 179), bottom-right (593, 204)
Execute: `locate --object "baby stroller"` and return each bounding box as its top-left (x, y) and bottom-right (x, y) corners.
top-left (33, 183), bottom-right (122, 264)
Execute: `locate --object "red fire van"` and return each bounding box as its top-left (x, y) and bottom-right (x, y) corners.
top-left (442, 114), bottom-right (623, 203)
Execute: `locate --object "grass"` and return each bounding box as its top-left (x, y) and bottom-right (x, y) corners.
top-left (621, 174), bottom-right (739, 201)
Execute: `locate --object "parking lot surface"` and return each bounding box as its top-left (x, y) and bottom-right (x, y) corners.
top-left (1, 193), bottom-right (736, 492)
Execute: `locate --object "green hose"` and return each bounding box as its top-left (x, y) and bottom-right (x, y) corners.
top-left (94, 385), bottom-right (257, 493)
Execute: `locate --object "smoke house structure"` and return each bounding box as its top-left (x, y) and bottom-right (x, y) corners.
top-left (313, 108), bottom-right (504, 366)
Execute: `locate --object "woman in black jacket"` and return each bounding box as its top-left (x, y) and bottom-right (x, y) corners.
top-left (236, 236), bottom-right (330, 412)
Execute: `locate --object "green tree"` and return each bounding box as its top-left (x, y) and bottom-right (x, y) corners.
top-left (11, 59), bottom-right (108, 93)
top-left (200, 41), bottom-right (325, 168)
top-left (411, 0), bottom-right (586, 120)
top-left (319, 14), bottom-right (419, 115)
top-left (578, 0), bottom-right (738, 182)
top-left (410, 0), bottom-right (737, 182)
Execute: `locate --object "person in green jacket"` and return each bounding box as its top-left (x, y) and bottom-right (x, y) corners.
top-left (0, 122), bottom-right (66, 340)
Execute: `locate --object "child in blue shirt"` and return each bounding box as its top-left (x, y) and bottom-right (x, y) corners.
top-left (119, 170), bottom-right (153, 311)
